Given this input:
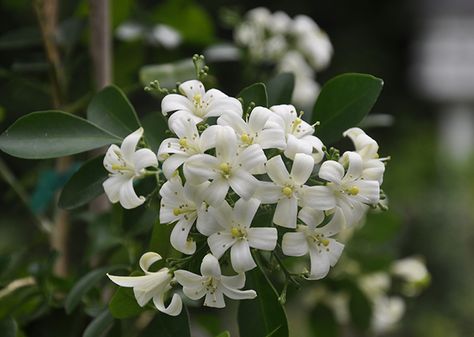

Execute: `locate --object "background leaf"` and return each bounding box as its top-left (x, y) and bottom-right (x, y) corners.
top-left (309, 304), bottom-right (339, 337)
top-left (139, 309), bottom-right (191, 337)
top-left (83, 309), bottom-right (114, 337)
top-left (0, 316), bottom-right (17, 337)
top-left (108, 287), bottom-right (144, 319)
top-left (140, 59), bottom-right (195, 90)
top-left (237, 83), bottom-right (268, 111)
top-left (266, 73), bottom-right (295, 106)
top-left (58, 155), bottom-right (108, 210)
top-left (87, 85), bottom-right (141, 138)
top-left (0, 111), bottom-right (121, 159)
top-left (215, 332), bottom-right (231, 337)
top-left (348, 285), bottom-right (373, 332)
top-left (141, 113), bottom-right (168, 153)
top-left (312, 73), bottom-right (383, 144)
top-left (238, 267), bottom-right (288, 337)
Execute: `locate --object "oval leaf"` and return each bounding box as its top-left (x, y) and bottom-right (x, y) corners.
top-left (87, 85), bottom-right (141, 138)
top-left (238, 268), bottom-right (289, 337)
top-left (238, 83), bottom-right (268, 111)
top-left (266, 73), bottom-right (295, 106)
top-left (65, 265), bottom-right (124, 314)
top-left (109, 286), bottom-right (144, 319)
top-left (0, 111), bottom-right (121, 159)
top-left (58, 155), bottom-right (108, 210)
top-left (141, 113), bottom-right (168, 153)
top-left (139, 309), bottom-right (191, 337)
top-left (312, 73), bottom-right (383, 144)
top-left (83, 309), bottom-right (114, 337)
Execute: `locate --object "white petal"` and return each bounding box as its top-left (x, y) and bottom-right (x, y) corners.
top-left (162, 94), bottom-right (193, 114)
top-left (215, 126), bottom-right (238, 162)
top-left (221, 274), bottom-right (246, 289)
top-left (139, 252), bottom-right (162, 272)
top-left (282, 232), bottom-right (308, 256)
top-left (209, 201), bottom-right (233, 229)
top-left (170, 218), bottom-right (196, 255)
top-left (204, 289), bottom-right (226, 308)
top-left (237, 144), bottom-right (266, 172)
top-left (247, 228), bottom-right (277, 251)
top-left (303, 186), bottom-right (337, 210)
top-left (353, 180), bottom-right (380, 204)
top-left (120, 128), bottom-right (143, 161)
top-left (318, 161), bottom-right (344, 183)
top-left (196, 207), bottom-right (221, 236)
top-left (234, 198), bottom-right (260, 227)
top-left (119, 178), bottom-right (145, 209)
top-left (217, 110), bottom-right (248, 135)
top-left (248, 106), bottom-right (273, 131)
top-left (301, 135), bottom-right (324, 163)
top-left (307, 246), bottom-right (331, 280)
top-left (327, 239), bottom-right (344, 266)
top-left (256, 128), bottom-right (286, 150)
top-left (174, 270), bottom-right (203, 288)
top-left (199, 125), bottom-right (220, 151)
top-left (298, 207), bottom-right (325, 227)
top-left (168, 111), bottom-right (203, 130)
top-left (207, 96), bottom-right (243, 118)
top-left (157, 138), bottom-right (184, 159)
top-left (229, 170), bottom-right (258, 200)
top-left (230, 240), bottom-right (256, 272)
top-left (162, 154), bottom-right (187, 179)
top-left (132, 148), bottom-right (158, 171)
top-left (273, 197), bottom-right (298, 228)
top-left (284, 134), bottom-right (312, 160)
top-left (104, 144), bottom-right (122, 173)
top-left (182, 284), bottom-right (207, 300)
top-left (319, 208), bottom-right (345, 236)
top-left (208, 232), bottom-right (236, 259)
top-left (183, 154), bottom-right (218, 184)
top-left (179, 80), bottom-right (205, 99)
top-left (291, 153), bottom-right (314, 185)
top-left (204, 177), bottom-right (230, 206)
top-left (154, 292), bottom-right (183, 316)
top-left (265, 155), bottom-right (290, 185)
top-left (200, 253), bottom-right (222, 277)
top-left (255, 181), bottom-right (282, 204)
top-left (221, 284), bottom-right (256, 300)
top-left (103, 174), bottom-right (129, 203)
top-left (340, 151), bottom-right (363, 181)
top-left (169, 116), bottom-right (198, 139)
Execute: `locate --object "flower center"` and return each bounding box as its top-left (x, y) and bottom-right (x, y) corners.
top-left (240, 133), bottom-right (253, 145)
top-left (172, 205), bottom-right (195, 218)
top-left (231, 226), bottom-right (247, 239)
top-left (291, 117), bottom-right (302, 133)
top-left (179, 138), bottom-right (188, 148)
top-left (282, 186), bottom-right (293, 197)
top-left (219, 162), bottom-right (232, 177)
top-left (346, 186), bottom-right (360, 196)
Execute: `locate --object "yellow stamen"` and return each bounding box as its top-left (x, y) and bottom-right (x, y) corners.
top-left (219, 162), bottom-right (231, 175)
top-left (193, 94), bottom-right (202, 104)
top-left (173, 208), bottom-right (182, 216)
top-left (111, 164), bottom-right (128, 171)
top-left (347, 186), bottom-right (360, 196)
top-left (179, 138), bottom-right (188, 148)
top-left (240, 133), bottom-right (252, 145)
top-left (282, 186), bottom-right (293, 197)
top-left (320, 238), bottom-right (330, 247)
top-left (231, 226), bottom-right (246, 238)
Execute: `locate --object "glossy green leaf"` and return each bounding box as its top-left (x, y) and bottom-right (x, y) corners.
top-left (309, 304), bottom-right (338, 337)
top-left (58, 155), bottom-right (108, 210)
top-left (266, 73), bottom-right (295, 106)
top-left (238, 268), bottom-right (288, 337)
top-left (349, 285), bottom-right (373, 332)
top-left (216, 332), bottom-right (231, 337)
top-left (87, 85), bottom-right (141, 138)
top-left (0, 317), bottom-right (17, 337)
top-left (65, 265), bottom-right (124, 314)
top-left (83, 309), bottom-right (114, 337)
top-left (141, 112), bottom-right (168, 153)
top-left (237, 83), bottom-right (268, 111)
top-left (312, 73), bottom-right (383, 144)
top-left (140, 59), bottom-right (195, 90)
top-left (139, 309), bottom-right (191, 337)
top-left (109, 286), bottom-right (143, 319)
top-left (0, 111), bottom-right (121, 159)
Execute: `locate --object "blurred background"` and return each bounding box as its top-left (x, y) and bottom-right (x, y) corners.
top-left (1, 0), bottom-right (474, 336)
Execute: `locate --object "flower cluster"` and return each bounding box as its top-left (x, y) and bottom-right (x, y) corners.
top-left (103, 79), bottom-right (388, 315)
top-left (234, 7), bottom-right (333, 107)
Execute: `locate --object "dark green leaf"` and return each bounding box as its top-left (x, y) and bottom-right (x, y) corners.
top-left (0, 111), bottom-right (121, 159)
top-left (108, 287), bottom-right (144, 319)
top-left (141, 112), bottom-right (168, 153)
top-left (0, 316), bottom-right (17, 337)
top-left (216, 332), bottom-right (231, 337)
top-left (237, 83), bottom-right (268, 111)
top-left (87, 85), bottom-right (141, 138)
top-left (140, 59), bottom-right (195, 89)
top-left (309, 304), bottom-right (339, 337)
top-left (266, 73), bottom-right (295, 106)
top-left (348, 285), bottom-right (373, 332)
top-left (65, 265), bottom-right (124, 314)
top-left (149, 222), bottom-right (174, 258)
top-left (0, 27), bottom-right (41, 50)
top-left (58, 156), bottom-right (108, 210)
top-left (83, 309), bottom-right (114, 337)
top-left (139, 309), bottom-right (191, 337)
top-left (238, 267), bottom-right (288, 337)
top-left (356, 211), bottom-right (400, 243)
top-left (312, 73), bottom-right (383, 144)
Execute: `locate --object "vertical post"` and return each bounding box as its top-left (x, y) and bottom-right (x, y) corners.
top-left (89, 0), bottom-right (112, 89)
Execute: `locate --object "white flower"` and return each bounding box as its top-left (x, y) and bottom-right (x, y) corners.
top-left (282, 208), bottom-right (345, 280)
top-left (174, 254), bottom-right (256, 308)
top-left (256, 153), bottom-right (314, 228)
top-left (103, 128), bottom-right (158, 209)
top-left (157, 117), bottom-right (218, 178)
top-left (391, 257), bottom-right (429, 284)
top-left (372, 296), bottom-right (405, 334)
top-left (343, 127), bottom-right (385, 183)
top-left (147, 24), bottom-right (182, 49)
top-left (270, 104), bottom-right (324, 162)
top-left (184, 126), bottom-right (266, 206)
top-left (217, 106), bottom-right (286, 150)
top-left (162, 80), bottom-right (242, 129)
top-left (268, 11), bottom-right (292, 34)
top-left (207, 198), bottom-right (277, 272)
top-left (305, 151), bottom-right (380, 226)
top-left (107, 252), bottom-right (182, 316)
top-left (159, 176), bottom-right (218, 254)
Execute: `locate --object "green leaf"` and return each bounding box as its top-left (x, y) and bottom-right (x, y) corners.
top-left (0, 316), bottom-right (17, 337)
top-left (237, 83), bottom-right (268, 111)
top-left (0, 27), bottom-right (41, 50)
top-left (65, 265), bottom-right (124, 314)
top-left (238, 267), bottom-right (288, 337)
top-left (309, 304), bottom-right (339, 337)
top-left (0, 111), bottom-right (121, 159)
top-left (348, 285), bottom-right (373, 332)
top-left (108, 286), bottom-right (144, 319)
top-left (216, 332), bottom-right (231, 337)
top-left (312, 73), bottom-right (383, 144)
top-left (139, 310), bottom-right (191, 337)
top-left (140, 59), bottom-right (195, 89)
top-left (141, 112), bottom-right (168, 153)
top-left (58, 155), bottom-right (108, 210)
top-left (266, 73), bottom-right (295, 106)
top-left (87, 85), bottom-right (141, 138)
top-left (83, 309), bottom-right (114, 337)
